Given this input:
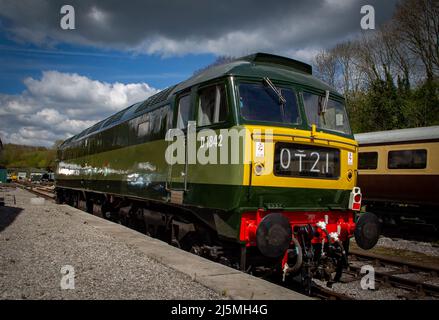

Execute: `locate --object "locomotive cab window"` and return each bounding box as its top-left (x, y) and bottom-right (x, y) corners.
top-left (358, 152), bottom-right (378, 170)
top-left (302, 92), bottom-right (351, 135)
top-left (388, 149), bottom-right (427, 169)
top-left (237, 82), bottom-right (300, 125)
top-left (197, 84), bottom-right (228, 126)
top-left (177, 94), bottom-right (191, 129)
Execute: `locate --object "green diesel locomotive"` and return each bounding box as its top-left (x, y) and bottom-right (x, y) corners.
top-left (56, 53), bottom-right (379, 290)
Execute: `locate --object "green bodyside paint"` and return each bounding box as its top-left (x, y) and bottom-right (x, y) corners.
top-left (57, 171), bottom-right (351, 240)
top-left (57, 127), bottom-right (245, 186)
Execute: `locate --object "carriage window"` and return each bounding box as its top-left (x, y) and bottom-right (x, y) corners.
top-left (358, 152), bottom-right (378, 169)
top-left (198, 84), bottom-right (228, 126)
top-left (388, 149), bottom-right (427, 169)
top-left (177, 94), bottom-right (191, 129)
top-left (238, 83), bottom-right (300, 124)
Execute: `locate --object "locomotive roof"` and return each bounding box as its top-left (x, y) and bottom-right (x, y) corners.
top-left (64, 53), bottom-right (339, 146)
top-left (171, 52), bottom-right (333, 94)
top-left (355, 126), bottom-right (439, 145)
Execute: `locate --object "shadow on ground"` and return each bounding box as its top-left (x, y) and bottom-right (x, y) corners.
top-left (0, 206), bottom-right (23, 232)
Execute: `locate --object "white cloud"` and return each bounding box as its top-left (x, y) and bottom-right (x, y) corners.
top-left (0, 71), bottom-right (158, 147)
top-left (22, 71), bottom-right (156, 112)
top-left (1, 128), bottom-right (62, 147)
top-left (0, 95), bottom-right (34, 115)
top-left (138, 30), bottom-right (273, 58)
top-left (29, 108), bottom-right (65, 124)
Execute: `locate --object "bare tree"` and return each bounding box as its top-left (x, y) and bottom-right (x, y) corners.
top-left (354, 27), bottom-right (410, 86)
top-left (382, 23), bottom-right (414, 85)
top-left (355, 32), bottom-right (384, 83)
top-left (314, 41), bottom-right (367, 96)
top-left (314, 49), bottom-right (337, 89)
top-left (332, 41), bottom-right (366, 94)
top-left (394, 0), bottom-right (439, 81)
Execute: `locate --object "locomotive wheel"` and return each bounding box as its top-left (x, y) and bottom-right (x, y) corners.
top-left (256, 212), bottom-right (292, 258)
top-left (355, 212), bottom-right (381, 250)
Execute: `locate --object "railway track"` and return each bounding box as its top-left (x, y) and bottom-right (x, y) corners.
top-left (265, 248), bottom-right (439, 300)
top-left (257, 271), bottom-right (354, 300)
top-left (310, 284), bottom-right (354, 300)
top-left (14, 182), bottom-right (55, 200)
top-left (30, 186), bottom-right (55, 200)
top-left (342, 248), bottom-right (439, 299)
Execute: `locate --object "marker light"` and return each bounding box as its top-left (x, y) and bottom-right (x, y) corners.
top-left (254, 163), bottom-right (264, 176)
top-left (349, 187), bottom-right (362, 211)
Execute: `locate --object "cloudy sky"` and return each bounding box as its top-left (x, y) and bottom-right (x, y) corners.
top-left (0, 0), bottom-right (398, 147)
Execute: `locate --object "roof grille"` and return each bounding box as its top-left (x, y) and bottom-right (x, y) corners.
top-left (135, 85), bottom-right (176, 113)
top-left (103, 109), bottom-right (126, 127)
top-left (87, 121), bottom-right (104, 134)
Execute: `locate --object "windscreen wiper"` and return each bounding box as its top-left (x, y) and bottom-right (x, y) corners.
top-left (319, 90), bottom-right (330, 125)
top-left (263, 77), bottom-right (286, 105)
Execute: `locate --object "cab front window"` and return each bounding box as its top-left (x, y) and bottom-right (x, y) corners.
top-left (302, 92), bottom-right (351, 135)
top-left (238, 83), bottom-right (301, 125)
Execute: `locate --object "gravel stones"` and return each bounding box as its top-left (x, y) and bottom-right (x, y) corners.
top-left (0, 188), bottom-right (223, 300)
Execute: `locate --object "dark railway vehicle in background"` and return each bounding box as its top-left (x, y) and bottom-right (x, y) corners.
top-left (55, 53), bottom-right (378, 291)
top-left (355, 126), bottom-right (439, 238)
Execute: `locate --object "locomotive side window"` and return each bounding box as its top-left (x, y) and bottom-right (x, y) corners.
top-left (134, 104), bottom-right (171, 140)
top-left (388, 149), bottom-right (427, 169)
top-left (358, 152), bottom-right (378, 170)
top-left (177, 94), bottom-right (191, 129)
top-left (197, 84), bottom-right (228, 126)
top-left (238, 83), bottom-right (300, 124)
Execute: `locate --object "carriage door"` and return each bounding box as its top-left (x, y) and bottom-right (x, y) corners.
top-left (167, 92), bottom-right (192, 204)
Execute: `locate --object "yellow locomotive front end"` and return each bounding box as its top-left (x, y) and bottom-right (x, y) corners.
top-left (231, 69), bottom-right (380, 288)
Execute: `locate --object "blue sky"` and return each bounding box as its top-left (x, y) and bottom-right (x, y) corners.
top-left (0, 32), bottom-right (215, 94)
top-left (0, 0), bottom-right (398, 146)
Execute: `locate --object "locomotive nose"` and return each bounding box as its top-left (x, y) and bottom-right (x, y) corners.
top-left (256, 212), bottom-right (292, 258)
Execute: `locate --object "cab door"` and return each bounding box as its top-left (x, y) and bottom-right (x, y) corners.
top-left (166, 91), bottom-right (193, 204)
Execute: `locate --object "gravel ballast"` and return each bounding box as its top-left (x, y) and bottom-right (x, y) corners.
top-left (375, 237), bottom-right (439, 257)
top-left (0, 187), bottom-right (223, 300)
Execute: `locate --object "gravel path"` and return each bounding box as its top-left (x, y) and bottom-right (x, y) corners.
top-left (0, 187), bottom-right (223, 300)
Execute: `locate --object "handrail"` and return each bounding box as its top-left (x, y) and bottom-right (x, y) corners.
top-left (251, 132), bottom-right (358, 149)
